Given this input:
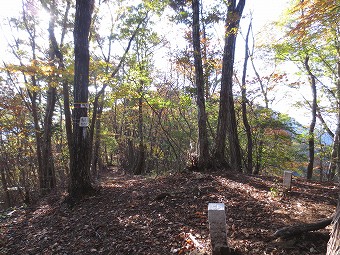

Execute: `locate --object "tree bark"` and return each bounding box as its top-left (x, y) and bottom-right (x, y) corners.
top-left (327, 55), bottom-right (340, 255)
top-left (327, 195), bottom-right (340, 255)
top-left (0, 156), bottom-right (11, 208)
top-left (304, 56), bottom-right (317, 180)
top-left (40, 1), bottom-right (59, 194)
top-left (91, 94), bottom-right (104, 179)
top-left (47, 0), bottom-right (73, 182)
top-left (28, 87), bottom-right (44, 191)
top-left (316, 105), bottom-right (334, 138)
top-left (68, 0), bottom-right (95, 202)
top-left (250, 47), bottom-right (268, 174)
top-left (328, 127), bottom-right (338, 181)
top-left (327, 54), bottom-right (340, 181)
top-left (192, 0), bottom-right (210, 170)
top-left (241, 20), bottom-right (253, 174)
top-left (214, 0), bottom-right (245, 171)
top-left (133, 95), bottom-right (145, 175)
top-left (40, 85), bottom-right (57, 194)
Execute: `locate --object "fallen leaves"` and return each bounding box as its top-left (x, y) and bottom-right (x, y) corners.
top-left (0, 170), bottom-right (338, 255)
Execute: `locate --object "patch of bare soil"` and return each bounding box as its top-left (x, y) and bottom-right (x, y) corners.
top-left (0, 169), bottom-right (338, 255)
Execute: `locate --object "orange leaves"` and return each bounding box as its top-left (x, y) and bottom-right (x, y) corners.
top-left (288, 0), bottom-right (339, 40)
top-left (264, 128), bottom-right (290, 138)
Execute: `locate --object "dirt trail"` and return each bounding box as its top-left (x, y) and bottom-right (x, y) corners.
top-left (0, 169), bottom-right (338, 254)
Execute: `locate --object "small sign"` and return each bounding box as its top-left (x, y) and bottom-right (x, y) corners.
top-left (79, 117), bottom-right (89, 127)
top-left (208, 203), bottom-right (225, 211)
top-left (73, 103), bottom-right (89, 108)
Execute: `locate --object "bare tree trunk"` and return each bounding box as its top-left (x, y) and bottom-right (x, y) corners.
top-left (0, 156), bottom-right (11, 208)
top-left (317, 105), bottom-right (334, 138)
top-left (40, 86), bottom-right (57, 193)
top-left (91, 95), bottom-right (104, 179)
top-left (214, 0), bottom-right (245, 171)
top-left (20, 3), bottom-right (45, 191)
top-left (327, 195), bottom-right (340, 255)
top-left (328, 129), bottom-right (339, 181)
top-left (304, 56), bottom-right (317, 180)
top-left (28, 87), bottom-right (43, 191)
top-left (46, 0), bottom-right (72, 183)
top-left (40, 3), bottom-right (59, 194)
top-left (133, 95), bottom-right (145, 175)
top-left (192, 0), bottom-right (210, 171)
top-left (327, 48), bottom-right (340, 255)
top-left (241, 20), bottom-right (252, 174)
top-left (68, 0), bottom-right (95, 202)
top-left (327, 53), bottom-right (340, 181)
top-left (249, 45), bottom-right (268, 175)
top-left (253, 139), bottom-right (263, 175)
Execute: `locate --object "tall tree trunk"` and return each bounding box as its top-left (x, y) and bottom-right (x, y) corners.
top-left (334, 60), bottom-right (340, 179)
top-left (200, 0), bottom-right (210, 100)
top-left (192, 0), bottom-right (210, 170)
top-left (133, 95), bottom-right (145, 175)
top-left (214, 0), bottom-right (245, 171)
top-left (91, 94), bottom-right (104, 179)
top-left (0, 156), bottom-right (11, 208)
top-left (249, 26), bottom-right (268, 175)
top-left (304, 56), bottom-right (317, 180)
top-left (327, 64), bottom-right (340, 181)
top-left (253, 139), bottom-right (263, 175)
top-left (327, 45), bottom-right (340, 255)
top-left (40, 3), bottom-right (58, 194)
top-left (241, 21), bottom-right (253, 174)
top-left (69, 0), bottom-right (95, 201)
top-left (40, 86), bottom-right (57, 194)
top-left (328, 128), bottom-right (339, 181)
top-left (28, 87), bottom-right (44, 191)
top-left (20, 0), bottom-right (45, 193)
top-left (327, 195), bottom-right (340, 255)
top-left (47, 0), bottom-right (73, 182)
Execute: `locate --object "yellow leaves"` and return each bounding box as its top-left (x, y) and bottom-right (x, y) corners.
top-left (2, 59), bottom-right (69, 92)
top-left (27, 84), bottom-right (40, 92)
top-left (225, 26), bottom-right (239, 37)
top-left (4, 60), bottom-right (60, 78)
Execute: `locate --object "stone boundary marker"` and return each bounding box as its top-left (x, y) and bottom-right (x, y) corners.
top-left (283, 170), bottom-right (293, 191)
top-left (208, 203), bottom-right (228, 255)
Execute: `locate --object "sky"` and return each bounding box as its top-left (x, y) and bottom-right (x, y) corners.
top-left (242, 1), bottom-right (315, 127)
top-left (247, 0), bottom-right (290, 31)
top-left (0, 0), bottom-right (315, 127)
top-left (0, 0), bottom-right (291, 59)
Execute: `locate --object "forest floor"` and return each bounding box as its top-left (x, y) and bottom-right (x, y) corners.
top-left (0, 169), bottom-right (339, 255)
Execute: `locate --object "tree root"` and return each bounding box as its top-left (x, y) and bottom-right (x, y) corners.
top-left (273, 217), bottom-right (333, 239)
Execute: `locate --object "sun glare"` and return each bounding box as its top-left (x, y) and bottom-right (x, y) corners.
top-left (0, 0), bottom-right (21, 19)
top-left (37, 7), bottom-right (51, 26)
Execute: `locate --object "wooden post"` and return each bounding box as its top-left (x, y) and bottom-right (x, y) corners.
top-left (283, 171), bottom-right (293, 191)
top-left (208, 203), bottom-right (228, 255)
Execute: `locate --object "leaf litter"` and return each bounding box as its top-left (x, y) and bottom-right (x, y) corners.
top-left (0, 169), bottom-right (338, 255)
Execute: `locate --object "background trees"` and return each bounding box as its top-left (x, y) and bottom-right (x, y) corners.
top-left (272, 1), bottom-right (340, 253)
top-left (0, 0), bottom-right (337, 207)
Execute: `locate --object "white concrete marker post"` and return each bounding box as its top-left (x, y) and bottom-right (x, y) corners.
top-left (208, 203), bottom-right (228, 255)
top-left (283, 171), bottom-right (293, 191)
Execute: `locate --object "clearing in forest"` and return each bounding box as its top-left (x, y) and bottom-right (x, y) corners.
top-left (0, 169), bottom-right (338, 255)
